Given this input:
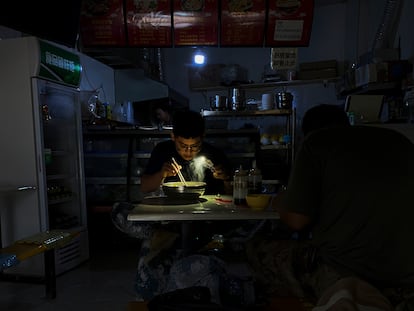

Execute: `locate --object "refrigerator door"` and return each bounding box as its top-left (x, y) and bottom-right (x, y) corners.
top-left (1, 78), bottom-right (89, 276)
top-left (33, 78), bottom-right (87, 230)
top-left (0, 37), bottom-right (88, 276)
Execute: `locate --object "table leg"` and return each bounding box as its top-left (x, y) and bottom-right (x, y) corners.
top-left (181, 222), bottom-right (193, 255)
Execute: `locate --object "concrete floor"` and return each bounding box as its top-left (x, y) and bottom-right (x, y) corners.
top-left (0, 224), bottom-right (142, 311)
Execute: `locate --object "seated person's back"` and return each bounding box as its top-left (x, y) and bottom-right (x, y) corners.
top-left (281, 104), bottom-right (414, 289)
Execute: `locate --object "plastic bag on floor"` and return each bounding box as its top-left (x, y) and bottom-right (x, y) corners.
top-left (111, 202), bottom-right (154, 239)
top-left (313, 277), bottom-right (393, 311)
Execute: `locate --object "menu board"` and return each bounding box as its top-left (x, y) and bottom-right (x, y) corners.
top-left (80, 0), bottom-right (126, 46)
top-left (126, 0), bottom-right (173, 47)
top-left (266, 0), bottom-right (314, 46)
top-left (173, 0), bottom-right (219, 46)
top-left (220, 0), bottom-right (266, 46)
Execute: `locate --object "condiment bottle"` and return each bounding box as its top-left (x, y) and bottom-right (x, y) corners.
top-left (248, 160), bottom-right (262, 194)
top-left (233, 165), bottom-right (248, 205)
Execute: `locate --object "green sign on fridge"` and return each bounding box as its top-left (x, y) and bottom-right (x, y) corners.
top-left (38, 40), bottom-right (82, 87)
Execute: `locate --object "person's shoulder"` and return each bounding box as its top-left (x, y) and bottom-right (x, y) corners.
top-left (306, 125), bottom-right (392, 138)
top-left (355, 125), bottom-right (412, 141)
top-left (302, 126), bottom-right (363, 148)
top-left (305, 125), bottom-right (413, 146)
top-left (304, 126), bottom-right (345, 142)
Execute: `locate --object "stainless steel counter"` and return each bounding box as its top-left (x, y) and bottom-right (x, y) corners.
top-left (127, 195), bottom-right (279, 222)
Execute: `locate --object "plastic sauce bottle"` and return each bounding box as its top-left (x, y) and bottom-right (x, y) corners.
top-left (248, 160), bottom-right (262, 194)
top-left (233, 165), bottom-right (248, 205)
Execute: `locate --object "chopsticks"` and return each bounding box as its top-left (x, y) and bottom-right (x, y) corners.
top-left (171, 157), bottom-right (188, 186)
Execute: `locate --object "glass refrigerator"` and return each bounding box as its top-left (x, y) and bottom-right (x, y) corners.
top-left (0, 37), bottom-right (89, 276)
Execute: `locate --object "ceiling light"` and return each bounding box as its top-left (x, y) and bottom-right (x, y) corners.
top-left (193, 50), bottom-right (206, 65)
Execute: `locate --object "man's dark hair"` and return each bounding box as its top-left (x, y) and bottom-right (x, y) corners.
top-left (302, 104), bottom-right (350, 136)
top-left (172, 110), bottom-right (205, 138)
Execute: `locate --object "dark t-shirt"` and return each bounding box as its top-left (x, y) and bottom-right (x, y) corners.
top-left (286, 125), bottom-right (414, 287)
top-left (144, 140), bottom-right (232, 195)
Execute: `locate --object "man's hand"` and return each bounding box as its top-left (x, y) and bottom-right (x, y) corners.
top-left (212, 164), bottom-right (230, 181)
top-left (161, 161), bottom-right (179, 179)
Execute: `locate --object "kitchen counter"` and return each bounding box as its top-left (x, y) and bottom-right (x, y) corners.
top-left (127, 195), bottom-right (279, 222)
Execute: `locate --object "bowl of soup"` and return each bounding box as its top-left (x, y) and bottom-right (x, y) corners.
top-left (162, 181), bottom-right (206, 200)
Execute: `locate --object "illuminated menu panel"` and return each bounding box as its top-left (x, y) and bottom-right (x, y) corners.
top-left (80, 0), bottom-right (126, 46)
top-left (173, 0), bottom-right (219, 46)
top-left (126, 0), bottom-right (173, 47)
top-left (220, 0), bottom-right (266, 46)
top-left (266, 0), bottom-right (314, 46)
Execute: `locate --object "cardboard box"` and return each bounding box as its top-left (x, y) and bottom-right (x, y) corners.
top-left (298, 60), bottom-right (337, 80)
top-left (297, 68), bottom-right (337, 80)
top-left (299, 60), bottom-right (337, 71)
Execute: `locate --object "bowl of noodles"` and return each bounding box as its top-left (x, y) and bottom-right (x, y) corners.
top-left (162, 181), bottom-right (206, 200)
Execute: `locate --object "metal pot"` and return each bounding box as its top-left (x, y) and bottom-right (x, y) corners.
top-left (275, 91), bottom-right (293, 109)
top-left (230, 88), bottom-right (246, 111)
top-left (210, 95), bottom-right (228, 111)
top-left (162, 181), bottom-right (206, 200)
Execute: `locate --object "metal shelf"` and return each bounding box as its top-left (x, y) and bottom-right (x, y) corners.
top-left (48, 197), bottom-right (73, 205)
top-left (227, 152), bottom-right (256, 158)
top-left (339, 81), bottom-right (401, 98)
top-left (84, 152), bottom-right (128, 158)
top-left (262, 179), bottom-right (284, 184)
top-left (192, 77), bottom-right (340, 92)
top-left (202, 109), bottom-right (291, 117)
top-left (261, 144), bottom-right (290, 150)
top-left (133, 153), bottom-right (152, 159)
top-left (83, 128), bottom-right (172, 137)
top-left (85, 177), bottom-right (141, 185)
top-left (85, 177), bottom-right (128, 185)
top-left (47, 174), bottom-right (71, 181)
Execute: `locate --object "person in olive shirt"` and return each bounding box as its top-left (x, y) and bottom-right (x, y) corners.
top-left (141, 109), bottom-right (232, 195)
top-left (273, 104), bottom-right (414, 306)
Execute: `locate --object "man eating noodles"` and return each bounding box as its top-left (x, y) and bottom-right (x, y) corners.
top-left (140, 109), bottom-right (232, 195)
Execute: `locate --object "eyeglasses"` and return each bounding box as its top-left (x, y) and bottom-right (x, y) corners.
top-left (176, 142), bottom-right (202, 152)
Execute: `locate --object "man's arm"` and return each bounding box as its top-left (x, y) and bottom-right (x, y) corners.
top-left (140, 162), bottom-right (177, 193)
top-left (272, 190), bottom-right (312, 231)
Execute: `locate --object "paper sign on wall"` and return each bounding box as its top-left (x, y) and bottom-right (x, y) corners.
top-left (80, 0), bottom-right (126, 46)
top-left (271, 47), bottom-right (298, 70)
top-left (266, 0), bottom-right (314, 47)
top-left (126, 0), bottom-right (172, 47)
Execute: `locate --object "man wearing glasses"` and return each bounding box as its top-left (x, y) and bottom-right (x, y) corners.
top-left (141, 109), bottom-right (232, 195)
top-left (113, 110), bottom-right (258, 304)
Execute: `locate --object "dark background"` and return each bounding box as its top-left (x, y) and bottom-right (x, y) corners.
top-left (0, 0), bottom-right (82, 48)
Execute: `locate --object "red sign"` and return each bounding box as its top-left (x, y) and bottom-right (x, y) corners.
top-left (80, 0), bottom-right (126, 46)
top-left (173, 0), bottom-right (219, 46)
top-left (266, 0), bottom-right (314, 47)
top-left (126, 0), bottom-right (172, 47)
top-left (220, 0), bottom-right (266, 46)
